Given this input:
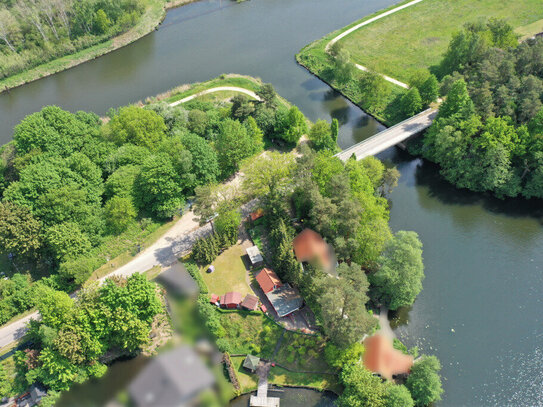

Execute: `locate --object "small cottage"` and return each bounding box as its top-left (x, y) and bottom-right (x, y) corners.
top-left (246, 246), bottom-right (264, 267)
top-left (220, 292), bottom-right (242, 309)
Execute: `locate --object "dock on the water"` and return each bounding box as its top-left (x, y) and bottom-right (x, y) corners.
top-left (250, 395), bottom-right (280, 407)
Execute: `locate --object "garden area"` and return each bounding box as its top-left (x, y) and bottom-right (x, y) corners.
top-left (217, 312), bottom-right (282, 358)
top-left (200, 243), bottom-right (254, 297)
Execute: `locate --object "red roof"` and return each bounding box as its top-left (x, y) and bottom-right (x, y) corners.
top-left (293, 229), bottom-right (332, 269)
top-left (240, 294), bottom-right (259, 311)
top-left (250, 208), bottom-right (264, 221)
top-left (363, 335), bottom-right (413, 380)
top-left (210, 294), bottom-right (220, 303)
top-left (256, 268), bottom-right (282, 294)
top-left (220, 292), bottom-right (242, 306)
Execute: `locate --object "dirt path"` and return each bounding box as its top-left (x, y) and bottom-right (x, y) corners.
top-left (170, 86), bottom-right (261, 106)
top-left (325, 0), bottom-right (425, 89)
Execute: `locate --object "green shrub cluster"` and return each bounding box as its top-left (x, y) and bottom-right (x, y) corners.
top-left (14, 274), bottom-right (161, 392)
top-left (184, 260), bottom-right (208, 294)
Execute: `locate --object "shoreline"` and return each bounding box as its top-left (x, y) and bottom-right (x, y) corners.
top-left (295, 55), bottom-right (391, 128)
top-left (0, 0), bottom-right (198, 95)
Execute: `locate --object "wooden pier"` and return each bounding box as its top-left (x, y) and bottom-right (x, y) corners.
top-left (250, 362), bottom-right (280, 406)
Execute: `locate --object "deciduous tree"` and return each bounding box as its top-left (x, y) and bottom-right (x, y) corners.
top-left (370, 231), bottom-right (424, 310)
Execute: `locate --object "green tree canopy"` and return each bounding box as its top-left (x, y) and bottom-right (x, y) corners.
top-left (105, 196), bottom-right (137, 234)
top-left (181, 132), bottom-right (219, 186)
top-left (214, 209), bottom-right (241, 246)
top-left (309, 119), bottom-right (336, 151)
top-left (386, 385), bottom-right (414, 407)
top-left (216, 118), bottom-right (259, 177)
top-left (319, 262), bottom-right (376, 347)
top-left (107, 106), bottom-right (167, 149)
top-left (0, 201), bottom-right (42, 256)
top-left (338, 364), bottom-right (386, 407)
top-left (370, 231), bottom-right (424, 310)
top-left (134, 154), bottom-right (184, 219)
top-left (44, 222), bottom-right (92, 263)
top-left (13, 106), bottom-right (100, 156)
top-left (400, 88), bottom-right (423, 118)
top-left (406, 355), bottom-right (444, 406)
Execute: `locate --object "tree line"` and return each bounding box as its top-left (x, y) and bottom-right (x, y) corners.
top-left (0, 82), bottom-right (296, 325)
top-left (414, 20), bottom-right (543, 199)
top-left (0, 0), bottom-right (147, 80)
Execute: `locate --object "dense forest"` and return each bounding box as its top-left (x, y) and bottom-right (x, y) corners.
top-left (416, 20), bottom-right (543, 199)
top-left (0, 0), bottom-right (150, 80)
top-left (0, 82), bottom-right (309, 325)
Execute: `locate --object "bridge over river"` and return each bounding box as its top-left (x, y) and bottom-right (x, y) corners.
top-left (335, 108), bottom-right (438, 161)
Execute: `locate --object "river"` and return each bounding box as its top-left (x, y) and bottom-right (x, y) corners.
top-left (2, 0), bottom-right (543, 406)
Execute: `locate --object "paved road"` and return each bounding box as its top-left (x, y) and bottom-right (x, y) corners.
top-left (335, 108), bottom-right (438, 161)
top-left (0, 199), bottom-right (258, 349)
top-left (326, 0), bottom-right (425, 89)
top-left (170, 86), bottom-right (261, 106)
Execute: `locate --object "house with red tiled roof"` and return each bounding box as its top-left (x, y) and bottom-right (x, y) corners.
top-left (220, 292), bottom-right (242, 309)
top-left (255, 268), bottom-right (282, 294)
top-left (293, 229), bottom-right (336, 275)
top-left (363, 334), bottom-right (413, 380)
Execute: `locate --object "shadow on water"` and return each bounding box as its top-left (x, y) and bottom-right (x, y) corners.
top-left (385, 146), bottom-right (543, 222)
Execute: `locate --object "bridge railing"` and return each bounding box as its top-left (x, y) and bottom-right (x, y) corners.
top-left (335, 107), bottom-right (437, 159)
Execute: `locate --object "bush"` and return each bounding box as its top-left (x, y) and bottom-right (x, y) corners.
top-left (192, 234), bottom-right (220, 265)
top-left (58, 256), bottom-right (104, 285)
top-left (216, 338), bottom-right (233, 353)
top-left (185, 261), bottom-right (208, 294)
top-left (214, 210), bottom-right (241, 246)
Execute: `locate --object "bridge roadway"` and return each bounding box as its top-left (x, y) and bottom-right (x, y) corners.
top-left (335, 108), bottom-right (438, 161)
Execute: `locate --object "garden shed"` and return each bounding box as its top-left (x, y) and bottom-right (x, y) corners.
top-left (240, 294), bottom-right (259, 311)
top-left (246, 246), bottom-right (264, 267)
top-left (220, 291), bottom-right (242, 309)
top-left (243, 354), bottom-right (260, 372)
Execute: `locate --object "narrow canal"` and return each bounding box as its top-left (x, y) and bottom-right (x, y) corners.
top-left (2, 0), bottom-right (543, 405)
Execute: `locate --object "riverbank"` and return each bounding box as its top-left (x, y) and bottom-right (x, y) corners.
top-left (0, 0), bottom-right (197, 94)
top-left (296, 0), bottom-right (543, 126)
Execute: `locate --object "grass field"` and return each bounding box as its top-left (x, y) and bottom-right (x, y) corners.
top-left (201, 244), bottom-right (253, 296)
top-left (336, 0), bottom-right (543, 83)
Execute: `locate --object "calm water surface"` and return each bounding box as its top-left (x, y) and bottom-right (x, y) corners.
top-left (3, 1), bottom-right (543, 405)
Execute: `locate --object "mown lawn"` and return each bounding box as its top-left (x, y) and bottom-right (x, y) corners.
top-left (200, 244), bottom-right (253, 297)
top-left (230, 356), bottom-right (259, 392)
top-left (337, 0), bottom-right (543, 82)
top-left (165, 75), bottom-right (263, 104)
